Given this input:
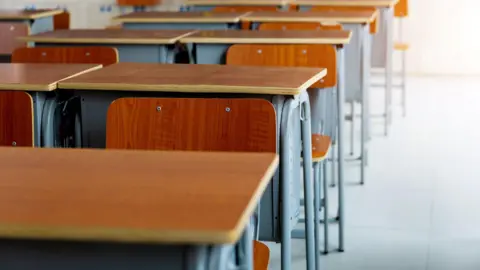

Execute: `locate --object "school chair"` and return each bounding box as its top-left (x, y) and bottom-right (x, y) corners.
top-left (226, 44), bottom-right (338, 255)
top-left (394, 0), bottom-right (409, 116)
top-left (0, 92), bottom-right (34, 147)
top-left (12, 46), bottom-right (119, 148)
top-left (106, 97), bottom-right (276, 270)
top-left (0, 22), bottom-right (29, 62)
top-left (53, 10), bottom-right (70, 30)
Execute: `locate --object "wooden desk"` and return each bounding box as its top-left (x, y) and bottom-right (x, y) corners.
top-left (0, 63), bottom-right (101, 147)
top-left (114, 11), bottom-right (249, 31)
top-left (184, 0), bottom-right (288, 6)
top-left (0, 147), bottom-right (278, 269)
top-left (20, 29), bottom-right (195, 63)
top-left (59, 62), bottom-right (325, 95)
top-left (243, 10), bottom-right (377, 24)
top-left (0, 63), bottom-right (101, 91)
top-left (0, 9), bottom-right (63, 20)
top-left (292, 0), bottom-right (398, 7)
top-left (181, 29), bottom-right (352, 44)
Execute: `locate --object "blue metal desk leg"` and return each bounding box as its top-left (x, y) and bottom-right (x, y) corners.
top-left (384, 7), bottom-right (394, 135)
top-left (300, 92), bottom-right (316, 270)
top-left (336, 47), bottom-right (346, 252)
top-left (280, 98), bottom-right (295, 270)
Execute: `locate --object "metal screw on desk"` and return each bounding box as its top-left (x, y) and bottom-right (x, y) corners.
top-left (10, 26), bottom-right (14, 31)
top-left (156, 106), bottom-right (161, 111)
top-left (11, 141), bottom-right (16, 146)
top-left (320, 79), bottom-right (324, 83)
top-left (257, 49), bottom-right (262, 54)
top-left (225, 107), bottom-right (231, 112)
top-left (302, 50), bottom-right (307, 54)
top-left (85, 52), bottom-right (90, 57)
top-left (41, 52), bottom-right (47, 57)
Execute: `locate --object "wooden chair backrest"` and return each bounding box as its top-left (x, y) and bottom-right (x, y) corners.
top-left (106, 98), bottom-right (276, 153)
top-left (258, 22), bottom-right (343, 31)
top-left (394, 0), bottom-right (408, 17)
top-left (53, 11), bottom-right (70, 30)
top-left (226, 44), bottom-right (336, 88)
top-left (0, 22), bottom-right (29, 55)
top-left (12, 47), bottom-right (119, 66)
top-left (214, 6), bottom-right (278, 29)
top-left (0, 92), bottom-right (34, 147)
top-left (310, 6), bottom-right (378, 34)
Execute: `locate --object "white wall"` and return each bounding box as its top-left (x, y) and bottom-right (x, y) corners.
top-left (2, 0), bottom-right (479, 75)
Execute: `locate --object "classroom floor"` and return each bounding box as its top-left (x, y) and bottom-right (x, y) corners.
top-left (267, 76), bottom-right (480, 269)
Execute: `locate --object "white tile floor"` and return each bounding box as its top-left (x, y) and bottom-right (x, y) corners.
top-left (266, 76), bottom-right (480, 269)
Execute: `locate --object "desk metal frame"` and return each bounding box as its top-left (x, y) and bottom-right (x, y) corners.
top-left (0, 222), bottom-right (254, 270)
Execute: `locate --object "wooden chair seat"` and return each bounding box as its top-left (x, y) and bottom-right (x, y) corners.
top-left (0, 92), bottom-right (34, 147)
top-left (312, 134), bottom-right (331, 162)
top-left (53, 11), bottom-right (70, 30)
top-left (394, 42), bottom-right (409, 51)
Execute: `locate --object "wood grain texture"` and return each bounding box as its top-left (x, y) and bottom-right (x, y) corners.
top-left (20, 29), bottom-right (195, 45)
top-left (181, 29), bottom-right (351, 44)
top-left (311, 134), bottom-right (330, 161)
top-left (58, 63), bottom-right (326, 95)
top-left (184, 0), bottom-right (288, 6)
top-left (394, 0), bottom-right (408, 17)
top-left (0, 9), bottom-right (63, 20)
top-left (12, 47), bottom-right (119, 66)
top-left (293, 0), bottom-right (398, 7)
top-left (226, 44), bottom-right (336, 88)
top-left (0, 92), bottom-right (33, 147)
top-left (117, 0), bottom-right (161, 6)
top-left (0, 147), bottom-right (278, 244)
top-left (53, 11), bottom-right (70, 30)
top-left (0, 22), bottom-right (29, 55)
top-left (309, 6), bottom-right (378, 33)
top-left (244, 10), bottom-right (377, 23)
top-left (258, 22), bottom-right (343, 30)
top-left (0, 63), bottom-right (102, 91)
top-left (107, 98), bottom-right (276, 152)
top-left (112, 11), bottom-right (249, 23)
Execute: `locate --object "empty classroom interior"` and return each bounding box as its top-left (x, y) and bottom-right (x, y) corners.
top-left (0, 0), bottom-right (477, 270)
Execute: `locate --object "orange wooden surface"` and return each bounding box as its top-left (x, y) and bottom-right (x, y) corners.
top-left (117, 0), bottom-right (161, 5)
top-left (394, 0), bottom-right (408, 17)
top-left (311, 6), bottom-right (378, 33)
top-left (113, 11), bottom-right (247, 23)
top-left (259, 22), bottom-right (343, 30)
top-left (0, 63), bottom-right (101, 91)
top-left (0, 147), bottom-right (278, 244)
top-left (0, 92), bottom-right (33, 147)
top-left (0, 9), bottom-right (63, 20)
top-left (311, 134), bottom-right (330, 161)
top-left (107, 98), bottom-right (276, 152)
top-left (12, 47), bottom-right (119, 66)
top-left (53, 11), bottom-right (70, 30)
top-left (254, 241), bottom-right (270, 270)
top-left (243, 10), bottom-right (376, 24)
top-left (0, 22), bottom-right (28, 55)
top-left (58, 63), bottom-right (326, 95)
top-left (227, 44), bottom-right (336, 88)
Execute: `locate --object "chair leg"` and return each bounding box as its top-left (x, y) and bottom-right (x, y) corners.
top-left (322, 161), bottom-right (329, 254)
top-left (349, 102), bottom-right (355, 156)
top-left (401, 50), bottom-right (407, 117)
top-left (330, 141), bottom-right (336, 188)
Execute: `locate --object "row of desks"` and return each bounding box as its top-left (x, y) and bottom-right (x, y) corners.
top-left (0, 61), bottom-right (324, 270)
